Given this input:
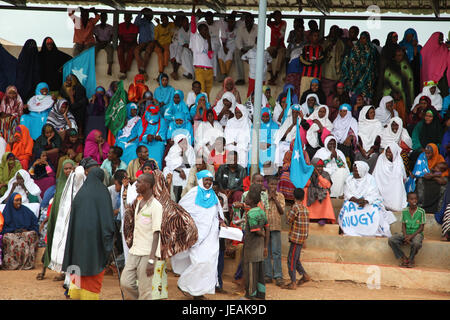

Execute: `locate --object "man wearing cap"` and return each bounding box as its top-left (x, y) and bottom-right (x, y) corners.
top-left (171, 170), bottom-right (225, 299)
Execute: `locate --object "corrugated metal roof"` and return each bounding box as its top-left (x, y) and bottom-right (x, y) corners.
top-left (4, 0), bottom-right (450, 14)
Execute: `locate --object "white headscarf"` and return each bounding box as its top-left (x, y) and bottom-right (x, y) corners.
top-left (165, 134), bottom-right (196, 172)
top-left (413, 84), bottom-right (443, 111)
top-left (306, 105), bottom-right (334, 148)
top-left (344, 161), bottom-right (381, 204)
top-left (274, 105), bottom-right (305, 145)
top-left (358, 105), bottom-right (383, 152)
top-left (301, 93), bottom-right (319, 116)
top-left (331, 108), bottom-right (358, 144)
top-left (214, 91), bottom-right (236, 127)
top-left (27, 94), bottom-right (55, 113)
top-left (313, 135), bottom-right (348, 169)
top-left (0, 169), bottom-right (41, 204)
top-left (375, 96), bottom-right (397, 126)
top-left (373, 143), bottom-right (407, 211)
top-left (380, 117), bottom-right (412, 149)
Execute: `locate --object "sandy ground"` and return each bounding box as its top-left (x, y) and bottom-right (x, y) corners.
top-left (1, 267), bottom-right (449, 300)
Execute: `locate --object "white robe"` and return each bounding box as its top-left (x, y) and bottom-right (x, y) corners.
top-left (358, 105), bottom-right (383, 152)
top-left (413, 85), bottom-right (443, 111)
top-left (194, 120), bottom-right (224, 156)
top-left (163, 134), bottom-right (195, 189)
top-left (214, 91), bottom-right (236, 127)
top-left (171, 185), bottom-right (224, 296)
top-left (380, 117), bottom-right (412, 149)
top-left (224, 104), bottom-right (251, 168)
top-left (375, 96), bottom-right (398, 127)
top-left (0, 169), bottom-right (41, 204)
top-left (373, 143), bottom-right (407, 212)
top-left (48, 166), bottom-right (86, 272)
top-left (306, 105), bottom-right (333, 149)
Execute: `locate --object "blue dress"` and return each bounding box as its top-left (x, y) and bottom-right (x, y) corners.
top-left (166, 112), bottom-right (194, 145)
top-left (135, 113), bottom-right (168, 169)
top-left (114, 103), bottom-right (140, 165)
top-left (164, 90), bottom-right (192, 123)
top-left (21, 85), bottom-right (54, 140)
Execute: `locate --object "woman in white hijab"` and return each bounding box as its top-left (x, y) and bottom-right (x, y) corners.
top-left (380, 117), bottom-right (413, 172)
top-left (194, 108), bottom-right (224, 156)
top-left (341, 161), bottom-right (396, 237)
top-left (0, 169), bottom-right (41, 204)
top-left (214, 91), bottom-right (236, 127)
top-left (224, 104), bottom-right (251, 168)
top-left (375, 96), bottom-right (398, 127)
top-left (331, 104), bottom-right (358, 167)
top-left (373, 143), bottom-right (407, 212)
top-left (314, 135), bottom-right (350, 197)
top-left (48, 165), bottom-right (86, 273)
top-left (171, 170), bottom-right (224, 298)
top-left (163, 134), bottom-right (196, 202)
top-left (301, 93), bottom-right (320, 115)
top-left (412, 81), bottom-right (443, 111)
top-left (305, 105), bottom-right (333, 158)
top-left (355, 105), bottom-right (383, 173)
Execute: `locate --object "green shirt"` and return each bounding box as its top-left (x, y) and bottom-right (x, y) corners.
top-left (402, 207), bottom-right (426, 235)
top-left (243, 207), bottom-right (268, 263)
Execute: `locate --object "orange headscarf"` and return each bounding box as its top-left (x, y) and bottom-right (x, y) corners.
top-left (128, 74), bottom-right (149, 103)
top-left (426, 143), bottom-right (448, 176)
top-left (5, 125), bottom-right (33, 169)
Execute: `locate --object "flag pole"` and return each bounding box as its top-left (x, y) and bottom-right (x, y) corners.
top-left (250, 0), bottom-right (267, 177)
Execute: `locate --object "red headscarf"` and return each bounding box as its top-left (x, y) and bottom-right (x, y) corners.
top-left (128, 74), bottom-right (149, 103)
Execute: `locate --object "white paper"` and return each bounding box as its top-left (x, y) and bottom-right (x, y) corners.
top-left (219, 226), bottom-right (243, 241)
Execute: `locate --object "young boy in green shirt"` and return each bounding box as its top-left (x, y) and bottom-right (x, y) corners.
top-left (243, 184), bottom-right (269, 300)
top-left (388, 192), bottom-right (426, 268)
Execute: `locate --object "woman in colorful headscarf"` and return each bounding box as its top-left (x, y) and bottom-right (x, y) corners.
top-left (137, 91), bottom-right (155, 117)
top-left (16, 39), bottom-right (41, 102)
top-left (56, 128), bottom-right (83, 175)
top-left (331, 104), bottom-right (358, 167)
top-left (166, 111), bottom-right (194, 145)
top-left (407, 95), bottom-right (435, 131)
top-left (194, 108), bottom-right (223, 156)
top-left (305, 105), bottom-right (333, 159)
top-left (375, 96), bottom-right (398, 127)
top-left (46, 99), bottom-right (78, 140)
top-left (303, 157), bottom-right (335, 225)
top-left (105, 81), bottom-right (118, 101)
top-left (299, 78), bottom-right (326, 106)
top-left (253, 107), bottom-right (279, 173)
top-left (399, 29), bottom-right (422, 96)
top-left (277, 84), bottom-right (299, 106)
top-left (84, 129), bottom-right (110, 165)
top-left (20, 82), bottom-right (55, 140)
top-left (38, 37), bottom-right (72, 92)
top-left (153, 73), bottom-right (175, 112)
top-left (59, 74), bottom-right (89, 135)
top-left (262, 86), bottom-right (277, 111)
top-left (214, 91), bottom-right (237, 127)
top-left (164, 90), bottom-right (191, 123)
top-left (115, 103), bottom-right (141, 165)
top-left (378, 45), bottom-right (415, 109)
top-left (0, 169), bottom-right (41, 204)
top-left (135, 104), bottom-right (168, 169)
top-left (420, 32), bottom-right (450, 94)
top-left (341, 31), bottom-right (378, 101)
top-left (213, 77), bottom-right (242, 107)
top-left (127, 73), bottom-right (149, 103)
top-left (190, 93), bottom-right (212, 122)
top-left (36, 158), bottom-right (75, 280)
top-left (373, 143), bottom-right (407, 212)
top-left (5, 125), bottom-right (33, 170)
top-left (340, 161), bottom-right (396, 237)
top-left (412, 143), bottom-right (448, 213)
top-left (224, 105), bottom-right (251, 168)
top-left (85, 86), bottom-right (108, 138)
top-left (326, 81), bottom-right (351, 122)
top-left (314, 135), bottom-right (350, 198)
top-left (1, 193), bottom-right (39, 270)
top-left (29, 149), bottom-right (56, 198)
top-left (0, 152), bottom-right (22, 196)
top-left (32, 123), bottom-right (62, 169)
top-left (0, 85), bottom-right (24, 143)
top-left (171, 170), bottom-right (224, 298)
top-left (355, 105), bottom-right (383, 173)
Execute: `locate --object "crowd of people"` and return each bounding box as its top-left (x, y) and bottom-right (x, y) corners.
top-left (0, 1), bottom-right (449, 300)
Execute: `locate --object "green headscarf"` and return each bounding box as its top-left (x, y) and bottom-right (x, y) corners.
top-left (0, 152), bottom-right (22, 196)
top-left (105, 80), bottom-right (128, 137)
top-left (43, 159), bottom-right (75, 268)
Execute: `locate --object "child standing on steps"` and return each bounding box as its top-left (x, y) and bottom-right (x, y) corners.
top-left (388, 191), bottom-right (425, 268)
top-left (283, 188), bottom-right (312, 290)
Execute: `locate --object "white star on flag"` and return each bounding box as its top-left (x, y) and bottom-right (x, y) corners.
top-left (293, 150), bottom-right (300, 160)
top-left (72, 67), bottom-right (87, 84)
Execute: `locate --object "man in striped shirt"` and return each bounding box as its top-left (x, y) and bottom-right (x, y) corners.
top-left (299, 30), bottom-right (324, 99)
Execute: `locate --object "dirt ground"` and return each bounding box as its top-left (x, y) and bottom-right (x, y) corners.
top-left (1, 267), bottom-right (449, 300)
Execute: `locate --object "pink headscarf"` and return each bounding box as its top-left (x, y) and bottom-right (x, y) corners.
top-left (83, 129), bottom-right (110, 164)
top-left (420, 32), bottom-right (450, 88)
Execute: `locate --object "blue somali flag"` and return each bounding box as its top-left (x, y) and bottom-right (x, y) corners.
top-left (62, 46), bottom-right (96, 98)
top-left (289, 122), bottom-right (314, 188)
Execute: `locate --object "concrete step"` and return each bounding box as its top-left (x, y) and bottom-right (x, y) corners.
top-left (390, 212), bottom-right (442, 241)
top-left (281, 233), bottom-right (450, 270)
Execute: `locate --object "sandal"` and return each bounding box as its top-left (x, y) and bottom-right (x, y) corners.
top-left (281, 282), bottom-right (296, 290)
top-left (36, 273), bottom-right (45, 281)
top-left (399, 257), bottom-right (409, 267)
top-left (406, 261), bottom-right (415, 268)
top-left (53, 274), bottom-right (66, 281)
top-left (297, 275), bottom-right (311, 286)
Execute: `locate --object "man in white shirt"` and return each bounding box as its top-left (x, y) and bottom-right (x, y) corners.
top-left (203, 11), bottom-right (226, 82)
top-left (241, 39), bottom-right (272, 97)
top-left (170, 16), bottom-right (194, 80)
top-left (234, 13), bottom-right (258, 85)
top-left (120, 173), bottom-right (163, 300)
top-left (218, 14), bottom-right (238, 79)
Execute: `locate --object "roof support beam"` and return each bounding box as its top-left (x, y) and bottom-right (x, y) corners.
top-left (99, 0), bottom-right (125, 10)
top-left (1, 0), bottom-right (27, 6)
top-left (431, 0), bottom-right (440, 17)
